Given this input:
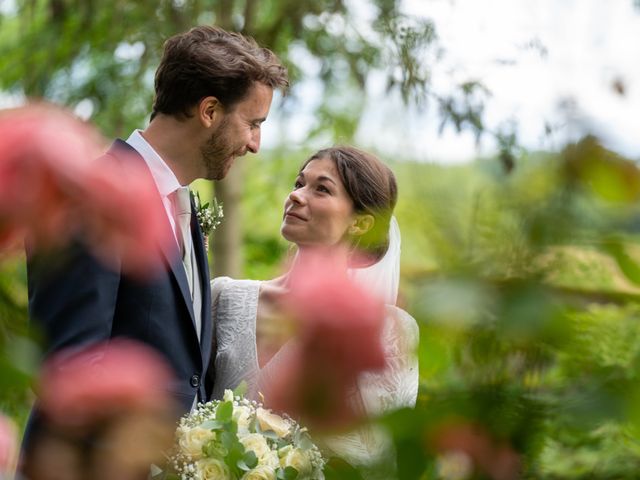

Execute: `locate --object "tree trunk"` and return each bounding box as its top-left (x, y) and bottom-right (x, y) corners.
top-left (212, 162), bottom-right (244, 278)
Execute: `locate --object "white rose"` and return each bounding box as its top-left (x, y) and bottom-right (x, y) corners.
top-left (256, 408), bottom-right (290, 437)
top-left (223, 389), bottom-right (235, 402)
top-left (196, 458), bottom-right (231, 480)
top-left (240, 464), bottom-right (277, 480)
top-left (178, 427), bottom-right (214, 460)
top-left (259, 450), bottom-right (280, 470)
top-left (233, 405), bottom-right (253, 433)
top-left (280, 448), bottom-right (312, 476)
top-left (240, 433), bottom-right (272, 461)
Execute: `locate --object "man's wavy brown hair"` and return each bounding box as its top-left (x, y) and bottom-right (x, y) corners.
top-left (152, 26), bottom-right (288, 120)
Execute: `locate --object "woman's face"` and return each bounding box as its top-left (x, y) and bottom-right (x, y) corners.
top-left (281, 157), bottom-right (356, 248)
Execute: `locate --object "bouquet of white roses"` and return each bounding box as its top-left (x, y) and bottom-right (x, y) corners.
top-left (162, 389), bottom-right (325, 480)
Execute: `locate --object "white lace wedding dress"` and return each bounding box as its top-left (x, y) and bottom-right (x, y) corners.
top-left (210, 277), bottom-right (419, 474)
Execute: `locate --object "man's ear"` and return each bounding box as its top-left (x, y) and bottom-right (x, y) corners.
top-left (198, 96), bottom-right (223, 128)
top-left (348, 214), bottom-right (374, 237)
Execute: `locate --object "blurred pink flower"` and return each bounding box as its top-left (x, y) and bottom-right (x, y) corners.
top-left (38, 339), bottom-right (176, 428)
top-left (0, 414), bottom-right (18, 475)
top-left (262, 250), bottom-right (386, 429)
top-left (430, 420), bottom-right (521, 480)
top-left (0, 105), bottom-right (98, 251)
top-left (78, 158), bottom-right (172, 276)
top-left (0, 103), bottom-right (170, 275)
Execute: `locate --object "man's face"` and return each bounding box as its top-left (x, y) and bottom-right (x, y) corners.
top-left (201, 82), bottom-right (274, 180)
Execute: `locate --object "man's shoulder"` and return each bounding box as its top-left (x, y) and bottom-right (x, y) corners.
top-left (102, 139), bottom-right (142, 162)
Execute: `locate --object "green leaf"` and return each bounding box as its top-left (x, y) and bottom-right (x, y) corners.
top-left (282, 466), bottom-right (299, 480)
top-left (294, 431), bottom-right (313, 450)
top-left (233, 380), bottom-right (248, 398)
top-left (200, 419), bottom-right (223, 430)
top-left (203, 439), bottom-right (226, 458)
top-left (237, 450), bottom-right (258, 471)
top-left (601, 239), bottom-right (640, 285)
top-left (220, 430), bottom-right (237, 450)
top-left (216, 400), bottom-right (233, 423)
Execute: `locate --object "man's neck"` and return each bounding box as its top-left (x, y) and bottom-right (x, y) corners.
top-left (141, 115), bottom-right (202, 185)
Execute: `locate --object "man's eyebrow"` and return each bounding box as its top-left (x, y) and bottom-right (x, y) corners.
top-left (251, 117), bottom-right (267, 124)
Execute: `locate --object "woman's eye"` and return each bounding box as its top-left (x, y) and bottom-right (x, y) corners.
top-left (293, 181), bottom-right (303, 189)
top-left (317, 185), bottom-right (330, 193)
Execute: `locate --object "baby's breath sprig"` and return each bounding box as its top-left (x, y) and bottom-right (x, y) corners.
top-left (194, 191), bottom-right (224, 236)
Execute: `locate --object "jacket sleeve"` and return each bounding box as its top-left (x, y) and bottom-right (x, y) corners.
top-left (27, 241), bottom-right (121, 357)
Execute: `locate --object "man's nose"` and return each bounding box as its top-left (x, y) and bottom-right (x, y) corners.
top-left (247, 129), bottom-right (261, 154)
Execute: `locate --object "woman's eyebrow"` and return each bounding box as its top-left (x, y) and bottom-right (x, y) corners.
top-left (317, 175), bottom-right (337, 185)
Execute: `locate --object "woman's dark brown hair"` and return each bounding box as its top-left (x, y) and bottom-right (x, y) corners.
top-left (300, 146), bottom-right (398, 259)
top-left (152, 26), bottom-right (288, 120)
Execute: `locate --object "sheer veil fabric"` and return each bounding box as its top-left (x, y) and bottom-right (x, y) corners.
top-left (348, 216), bottom-right (401, 305)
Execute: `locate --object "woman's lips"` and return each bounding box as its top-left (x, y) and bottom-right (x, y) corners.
top-left (284, 211), bottom-right (307, 221)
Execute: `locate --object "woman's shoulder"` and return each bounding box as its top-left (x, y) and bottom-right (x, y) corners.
top-left (211, 276), bottom-right (261, 293)
top-left (211, 277), bottom-right (262, 318)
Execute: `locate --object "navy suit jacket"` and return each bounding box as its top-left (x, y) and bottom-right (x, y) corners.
top-left (26, 139), bottom-right (213, 416)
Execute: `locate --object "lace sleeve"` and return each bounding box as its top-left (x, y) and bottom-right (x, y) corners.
top-left (321, 306), bottom-right (420, 472)
top-left (359, 305), bottom-right (419, 413)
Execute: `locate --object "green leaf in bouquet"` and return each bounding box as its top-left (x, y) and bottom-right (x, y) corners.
top-left (260, 429), bottom-right (280, 441)
top-left (216, 400), bottom-right (234, 423)
top-left (237, 450), bottom-right (258, 471)
top-left (275, 437), bottom-right (289, 450)
top-left (203, 439), bottom-right (227, 458)
top-left (295, 431), bottom-right (314, 450)
top-left (220, 430), bottom-right (239, 450)
top-left (277, 466), bottom-right (299, 480)
top-left (249, 413), bottom-right (259, 434)
top-left (233, 380), bottom-right (248, 398)
top-left (200, 419), bottom-right (224, 430)
top-left (222, 434), bottom-right (247, 478)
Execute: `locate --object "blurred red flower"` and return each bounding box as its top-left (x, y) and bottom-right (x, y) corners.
top-left (262, 250), bottom-right (386, 430)
top-left (430, 420), bottom-right (521, 480)
top-left (0, 103), bottom-right (170, 276)
top-left (38, 339), bottom-right (176, 428)
top-left (0, 414), bottom-right (18, 476)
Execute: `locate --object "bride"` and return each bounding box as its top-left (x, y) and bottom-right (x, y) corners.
top-left (209, 146), bottom-right (419, 474)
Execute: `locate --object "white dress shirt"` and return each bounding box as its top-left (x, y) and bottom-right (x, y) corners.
top-left (126, 130), bottom-right (182, 249)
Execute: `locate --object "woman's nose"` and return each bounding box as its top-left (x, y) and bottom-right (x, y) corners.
top-left (288, 188), bottom-right (306, 205)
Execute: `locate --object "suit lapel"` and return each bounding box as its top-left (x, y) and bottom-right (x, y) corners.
top-left (107, 140), bottom-right (196, 324)
top-left (190, 196), bottom-right (213, 365)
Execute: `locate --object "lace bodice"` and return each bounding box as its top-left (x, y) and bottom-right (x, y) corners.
top-left (210, 277), bottom-right (419, 473)
top-left (210, 277), bottom-right (261, 400)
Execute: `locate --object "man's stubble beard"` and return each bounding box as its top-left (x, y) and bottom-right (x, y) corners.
top-left (200, 117), bottom-right (235, 181)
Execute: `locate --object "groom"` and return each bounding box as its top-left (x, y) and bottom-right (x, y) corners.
top-left (26, 26), bottom-right (288, 429)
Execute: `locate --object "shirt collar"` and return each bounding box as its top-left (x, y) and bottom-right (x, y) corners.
top-left (125, 130), bottom-right (182, 197)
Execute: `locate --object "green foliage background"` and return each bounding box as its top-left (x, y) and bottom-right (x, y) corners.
top-left (3, 1), bottom-right (640, 479)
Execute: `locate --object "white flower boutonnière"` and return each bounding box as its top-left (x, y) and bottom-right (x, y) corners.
top-left (194, 191), bottom-right (223, 251)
